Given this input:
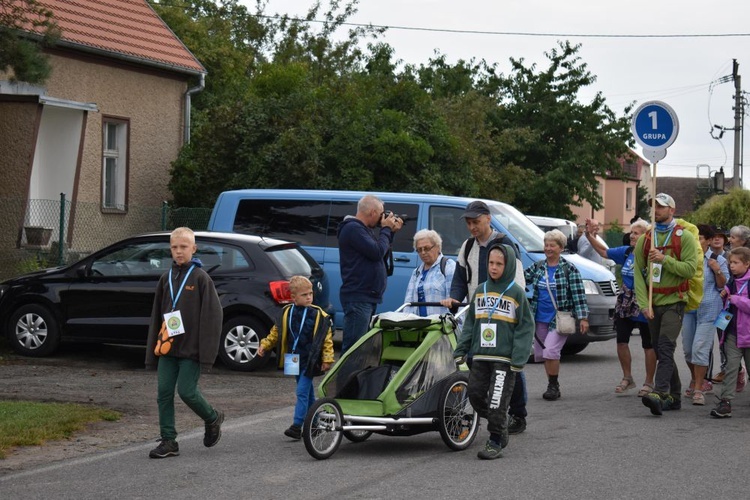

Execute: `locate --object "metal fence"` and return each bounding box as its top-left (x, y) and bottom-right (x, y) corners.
top-left (0, 195), bottom-right (212, 281)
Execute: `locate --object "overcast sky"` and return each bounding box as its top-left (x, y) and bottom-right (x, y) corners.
top-left (252, 0), bottom-right (750, 181)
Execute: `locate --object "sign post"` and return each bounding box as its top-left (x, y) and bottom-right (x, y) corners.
top-left (631, 101), bottom-right (679, 316)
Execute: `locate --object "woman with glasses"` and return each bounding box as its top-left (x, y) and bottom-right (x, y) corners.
top-left (403, 229), bottom-right (456, 317)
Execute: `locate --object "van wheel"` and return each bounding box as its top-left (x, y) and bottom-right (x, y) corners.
top-left (9, 304), bottom-right (61, 357)
top-left (218, 315), bottom-right (270, 371)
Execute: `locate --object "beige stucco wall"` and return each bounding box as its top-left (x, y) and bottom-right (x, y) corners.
top-left (42, 53), bottom-right (188, 251)
top-left (0, 53), bottom-right (193, 272)
top-left (45, 53), bottom-right (186, 207)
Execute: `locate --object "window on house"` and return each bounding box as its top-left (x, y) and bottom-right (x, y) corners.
top-left (102, 118), bottom-right (129, 211)
top-left (626, 187), bottom-right (633, 211)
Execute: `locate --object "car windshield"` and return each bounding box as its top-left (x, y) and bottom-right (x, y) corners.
top-left (488, 203), bottom-right (545, 253)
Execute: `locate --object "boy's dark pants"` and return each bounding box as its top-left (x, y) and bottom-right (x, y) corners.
top-left (157, 356), bottom-right (217, 440)
top-left (468, 360), bottom-right (515, 447)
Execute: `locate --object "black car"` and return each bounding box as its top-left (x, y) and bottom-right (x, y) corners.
top-left (0, 231), bottom-right (332, 371)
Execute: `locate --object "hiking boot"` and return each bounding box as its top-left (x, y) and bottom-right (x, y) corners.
top-left (284, 424), bottom-right (302, 440)
top-left (737, 367), bottom-right (747, 393)
top-left (508, 415), bottom-right (527, 435)
top-left (477, 439), bottom-right (503, 460)
top-left (641, 392), bottom-right (664, 416)
top-left (149, 439), bottom-right (179, 459)
top-left (203, 410), bottom-right (224, 447)
top-left (542, 382), bottom-right (561, 401)
top-left (710, 399), bottom-right (732, 418)
top-left (662, 395), bottom-right (681, 411)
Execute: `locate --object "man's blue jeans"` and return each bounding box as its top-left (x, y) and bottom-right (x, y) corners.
top-left (293, 371), bottom-right (315, 426)
top-left (341, 301), bottom-right (377, 353)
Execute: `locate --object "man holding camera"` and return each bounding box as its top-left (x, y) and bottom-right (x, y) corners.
top-left (338, 195), bottom-right (403, 353)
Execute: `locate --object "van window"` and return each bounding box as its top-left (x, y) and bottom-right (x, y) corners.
top-left (328, 201), bottom-right (419, 253)
top-left (429, 206), bottom-right (466, 256)
top-left (232, 200), bottom-right (329, 247)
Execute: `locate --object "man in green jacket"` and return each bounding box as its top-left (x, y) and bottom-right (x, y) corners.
top-left (634, 193), bottom-right (700, 415)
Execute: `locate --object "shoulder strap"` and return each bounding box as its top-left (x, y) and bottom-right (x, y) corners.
top-left (464, 238), bottom-right (475, 284)
top-left (625, 246), bottom-right (634, 258)
top-left (439, 256), bottom-right (448, 277)
top-left (642, 225), bottom-right (683, 260)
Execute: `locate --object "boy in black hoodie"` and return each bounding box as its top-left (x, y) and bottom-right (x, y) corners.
top-left (145, 227), bottom-right (224, 458)
top-left (454, 243), bottom-right (534, 460)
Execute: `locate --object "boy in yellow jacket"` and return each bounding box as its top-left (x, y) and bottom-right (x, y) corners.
top-left (259, 276), bottom-right (335, 439)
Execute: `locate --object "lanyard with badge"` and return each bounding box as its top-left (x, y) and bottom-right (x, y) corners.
top-left (163, 264), bottom-right (195, 337)
top-left (284, 305), bottom-right (308, 376)
top-left (715, 281), bottom-right (747, 330)
top-left (480, 280), bottom-right (515, 348)
top-left (650, 228), bottom-right (675, 284)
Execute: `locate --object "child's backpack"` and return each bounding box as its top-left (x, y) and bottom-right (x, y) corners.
top-left (641, 218), bottom-right (703, 311)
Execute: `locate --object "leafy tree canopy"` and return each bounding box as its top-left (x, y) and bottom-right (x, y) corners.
top-left (0, 0), bottom-right (58, 83)
top-left (155, 0), bottom-right (633, 214)
top-left (688, 188), bottom-right (750, 229)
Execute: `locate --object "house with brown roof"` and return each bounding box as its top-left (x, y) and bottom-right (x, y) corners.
top-left (569, 150), bottom-right (648, 229)
top-left (0, 0), bottom-right (205, 260)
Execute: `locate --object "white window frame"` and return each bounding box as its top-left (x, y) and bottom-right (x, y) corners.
top-left (102, 117), bottom-right (129, 211)
top-left (626, 187), bottom-right (633, 211)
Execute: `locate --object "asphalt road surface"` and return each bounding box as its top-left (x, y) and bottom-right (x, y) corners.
top-left (1, 338), bottom-right (749, 500)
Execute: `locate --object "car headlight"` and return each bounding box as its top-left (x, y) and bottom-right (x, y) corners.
top-left (0, 284), bottom-right (7, 301)
top-left (582, 280), bottom-right (600, 295)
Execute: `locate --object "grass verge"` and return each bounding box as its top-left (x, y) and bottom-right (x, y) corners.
top-left (0, 401), bottom-right (121, 459)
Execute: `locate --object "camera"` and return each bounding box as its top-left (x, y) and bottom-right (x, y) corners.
top-left (379, 210), bottom-right (408, 226)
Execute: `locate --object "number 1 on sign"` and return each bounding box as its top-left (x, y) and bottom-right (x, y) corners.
top-left (648, 111), bottom-right (657, 129)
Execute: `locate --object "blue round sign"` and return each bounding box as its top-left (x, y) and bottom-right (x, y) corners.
top-left (631, 101), bottom-right (679, 154)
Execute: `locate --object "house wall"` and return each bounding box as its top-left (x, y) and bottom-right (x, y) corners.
top-left (570, 176), bottom-right (606, 224)
top-left (0, 101), bottom-right (38, 199)
top-left (35, 53), bottom-right (188, 252)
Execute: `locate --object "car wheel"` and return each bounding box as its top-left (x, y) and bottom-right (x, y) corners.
top-left (218, 315), bottom-right (270, 372)
top-left (9, 304), bottom-right (61, 357)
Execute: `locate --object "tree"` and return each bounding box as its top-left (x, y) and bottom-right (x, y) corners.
top-left (0, 0), bottom-right (58, 83)
top-left (688, 188), bottom-right (750, 228)
top-left (485, 42), bottom-right (633, 217)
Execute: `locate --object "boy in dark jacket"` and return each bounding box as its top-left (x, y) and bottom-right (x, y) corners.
top-left (259, 276), bottom-right (335, 440)
top-left (145, 227), bottom-right (224, 458)
top-left (453, 243), bottom-right (534, 460)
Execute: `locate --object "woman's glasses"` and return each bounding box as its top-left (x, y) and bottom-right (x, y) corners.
top-left (416, 245), bottom-right (435, 254)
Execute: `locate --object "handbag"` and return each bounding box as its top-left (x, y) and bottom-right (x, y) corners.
top-left (545, 272), bottom-right (577, 335)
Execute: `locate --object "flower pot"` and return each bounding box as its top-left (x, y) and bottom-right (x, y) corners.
top-left (25, 226), bottom-right (53, 246)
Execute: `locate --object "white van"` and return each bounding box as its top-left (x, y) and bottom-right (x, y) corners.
top-left (209, 190), bottom-right (619, 354)
top-left (528, 215), bottom-right (616, 273)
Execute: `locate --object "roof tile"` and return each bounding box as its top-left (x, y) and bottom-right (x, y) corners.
top-left (20, 0), bottom-right (205, 74)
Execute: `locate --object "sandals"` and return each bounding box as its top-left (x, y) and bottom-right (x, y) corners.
top-left (615, 376), bottom-right (636, 394)
top-left (637, 382), bottom-right (654, 397)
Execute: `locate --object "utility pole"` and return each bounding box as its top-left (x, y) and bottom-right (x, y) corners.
top-left (732, 59), bottom-right (743, 189)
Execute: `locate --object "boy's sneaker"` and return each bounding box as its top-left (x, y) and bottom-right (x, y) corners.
top-left (477, 439), bottom-right (503, 460)
top-left (701, 380), bottom-right (714, 394)
top-left (542, 382), bottom-right (561, 401)
top-left (710, 399), bottom-right (732, 418)
top-left (641, 392), bottom-right (664, 416)
top-left (149, 439), bottom-right (179, 459)
top-left (204, 410), bottom-right (224, 447)
top-left (507, 415), bottom-right (527, 435)
top-left (284, 424), bottom-right (302, 440)
top-left (662, 395), bottom-right (681, 411)
top-left (737, 367), bottom-right (747, 393)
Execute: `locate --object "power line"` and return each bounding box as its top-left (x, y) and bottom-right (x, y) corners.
top-left (256, 14), bottom-right (750, 39)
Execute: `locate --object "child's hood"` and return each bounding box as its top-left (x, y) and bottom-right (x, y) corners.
top-left (486, 242), bottom-right (516, 288)
top-left (733, 267), bottom-right (750, 286)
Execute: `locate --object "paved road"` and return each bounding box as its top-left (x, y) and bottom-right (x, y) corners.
top-left (2, 339), bottom-right (749, 499)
